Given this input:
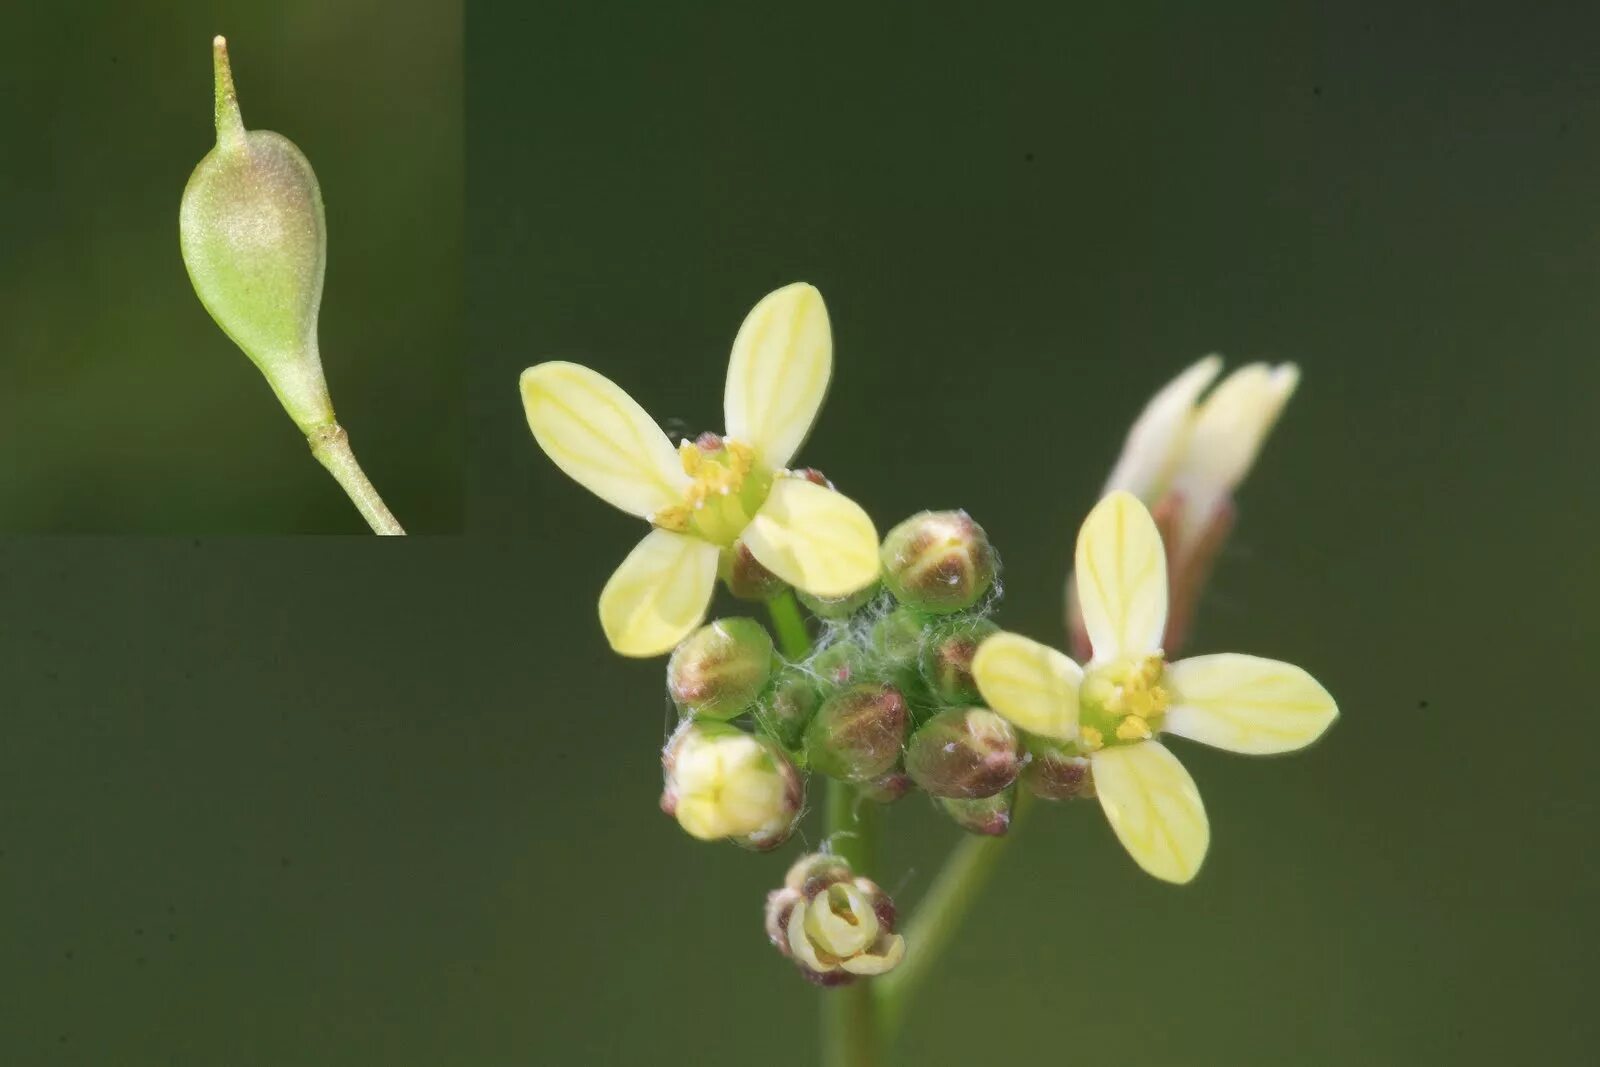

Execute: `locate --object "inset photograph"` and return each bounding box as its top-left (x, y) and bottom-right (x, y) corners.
top-left (0, 3), bottom-right (460, 531)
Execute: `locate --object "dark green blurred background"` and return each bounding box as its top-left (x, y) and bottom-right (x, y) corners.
top-left (0, 2), bottom-right (461, 531)
top-left (4, 1), bottom-right (1600, 1064)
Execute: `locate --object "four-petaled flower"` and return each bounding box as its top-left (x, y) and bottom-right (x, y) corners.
top-left (974, 490), bottom-right (1337, 883)
top-left (520, 283), bottom-right (880, 656)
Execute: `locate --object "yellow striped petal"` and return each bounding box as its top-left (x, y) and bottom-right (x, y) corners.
top-left (521, 361), bottom-right (689, 519)
top-left (598, 530), bottom-right (719, 657)
top-left (1092, 741), bottom-right (1209, 884)
top-left (970, 631), bottom-right (1082, 741)
top-left (1102, 354), bottom-right (1222, 500)
top-left (742, 478), bottom-right (878, 598)
top-left (722, 283), bottom-right (832, 469)
top-left (1163, 653), bottom-right (1338, 755)
top-left (1074, 490), bottom-right (1169, 662)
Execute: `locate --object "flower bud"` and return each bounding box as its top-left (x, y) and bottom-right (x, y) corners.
top-left (721, 540), bottom-right (790, 601)
top-left (1023, 737), bottom-right (1097, 800)
top-left (812, 639), bottom-right (870, 687)
top-left (905, 707), bottom-right (1021, 799)
top-left (857, 768), bottom-right (913, 804)
top-left (667, 618), bottom-right (775, 721)
top-left (752, 665), bottom-right (821, 750)
top-left (765, 853), bottom-right (905, 985)
top-left (798, 582), bottom-right (880, 620)
top-left (803, 684), bottom-right (908, 782)
top-left (661, 722), bottom-right (801, 850)
top-left (937, 785), bottom-right (1016, 836)
top-left (868, 605), bottom-right (926, 669)
top-left (920, 617), bottom-right (998, 705)
top-left (880, 510), bottom-right (997, 615)
top-left (179, 38), bottom-right (335, 433)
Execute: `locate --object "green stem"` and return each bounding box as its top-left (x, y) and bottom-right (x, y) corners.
top-left (308, 424), bottom-right (405, 535)
top-left (765, 593), bottom-right (883, 1067)
top-left (875, 792), bottom-right (1031, 1041)
top-left (824, 778), bottom-right (881, 1067)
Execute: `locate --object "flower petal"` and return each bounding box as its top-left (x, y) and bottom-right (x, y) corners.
top-left (1092, 741), bottom-right (1209, 884)
top-left (841, 933), bottom-right (906, 975)
top-left (1102, 354), bottom-right (1222, 500)
top-left (1074, 490), bottom-right (1169, 662)
top-left (598, 530), bottom-right (719, 657)
top-left (1162, 653), bottom-right (1338, 755)
top-left (970, 631), bottom-right (1082, 741)
top-left (742, 478), bottom-right (878, 598)
top-left (521, 361), bottom-right (689, 519)
top-left (723, 282), bottom-right (832, 469)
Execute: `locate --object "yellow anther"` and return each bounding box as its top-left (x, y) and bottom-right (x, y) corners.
top-left (679, 440), bottom-right (705, 476)
top-left (1116, 715), bottom-right (1153, 742)
top-left (651, 504), bottom-right (691, 532)
top-left (1079, 725), bottom-right (1104, 751)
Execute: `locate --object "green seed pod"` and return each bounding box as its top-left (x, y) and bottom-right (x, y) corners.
top-left (179, 37), bottom-right (333, 433)
top-left (920, 617), bottom-right (999, 705)
top-left (667, 618), bottom-right (775, 721)
top-left (905, 707), bottom-right (1021, 799)
top-left (753, 665), bottom-right (822, 750)
top-left (937, 785), bottom-right (1016, 836)
top-left (803, 683), bottom-right (908, 782)
top-left (880, 510), bottom-right (997, 615)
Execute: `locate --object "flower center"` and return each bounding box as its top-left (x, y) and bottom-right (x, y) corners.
top-left (651, 432), bottom-right (773, 546)
top-left (1078, 654), bottom-right (1169, 751)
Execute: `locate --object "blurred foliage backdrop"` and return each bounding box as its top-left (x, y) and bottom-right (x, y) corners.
top-left (4, 1), bottom-right (1600, 1066)
top-left (0, 1), bottom-right (461, 531)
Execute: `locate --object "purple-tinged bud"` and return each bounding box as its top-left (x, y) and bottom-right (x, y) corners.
top-left (660, 722), bottom-right (802, 850)
top-left (721, 540), bottom-right (790, 601)
top-left (798, 582), bottom-right (880, 620)
top-left (920, 617), bottom-right (998, 705)
top-left (765, 853), bottom-right (905, 985)
top-left (667, 618), bottom-right (775, 721)
top-left (937, 785), bottom-right (1016, 836)
top-left (1022, 736), bottom-right (1097, 800)
top-left (905, 707), bottom-right (1021, 799)
top-left (857, 768), bottom-right (913, 804)
top-left (753, 666), bottom-right (821, 750)
top-left (804, 683), bottom-right (908, 782)
top-left (880, 510), bottom-right (997, 615)
top-left (812, 640), bottom-right (870, 688)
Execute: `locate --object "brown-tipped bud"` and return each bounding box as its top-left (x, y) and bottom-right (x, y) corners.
top-left (766, 853), bottom-right (905, 985)
top-left (812, 640), bottom-right (871, 688)
top-left (721, 540), bottom-right (790, 601)
top-left (803, 684), bottom-right (908, 782)
top-left (753, 666), bottom-right (821, 750)
top-left (667, 618), bottom-right (775, 721)
top-left (660, 722), bottom-right (801, 850)
top-left (880, 510), bottom-right (997, 615)
top-left (937, 785), bottom-right (1016, 836)
top-left (920, 617), bottom-right (998, 705)
top-left (798, 582), bottom-right (880, 620)
top-left (858, 768), bottom-right (913, 804)
top-left (905, 707), bottom-right (1021, 799)
top-left (1023, 737), bottom-right (1097, 800)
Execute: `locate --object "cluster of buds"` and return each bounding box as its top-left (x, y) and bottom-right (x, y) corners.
top-left (765, 853), bottom-right (905, 985)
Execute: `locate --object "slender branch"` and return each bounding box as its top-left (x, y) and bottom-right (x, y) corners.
top-left (766, 590), bottom-right (811, 659)
top-left (308, 424), bottom-right (405, 535)
top-left (824, 778), bottom-right (881, 1067)
top-left (875, 792), bottom-right (1031, 1041)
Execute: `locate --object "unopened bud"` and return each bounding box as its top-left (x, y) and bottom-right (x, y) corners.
top-left (868, 605), bottom-right (926, 668)
top-left (920, 618), bottom-right (998, 705)
top-left (798, 582), bottom-right (880, 620)
top-left (906, 707), bottom-right (1021, 799)
top-left (179, 38), bottom-right (335, 433)
top-left (1023, 737), bottom-right (1096, 800)
top-left (938, 785), bottom-right (1016, 836)
top-left (721, 540), bottom-right (790, 601)
top-left (812, 639), bottom-right (870, 688)
top-left (765, 853), bottom-right (905, 985)
top-left (857, 768), bottom-right (913, 804)
top-left (803, 684), bottom-right (908, 782)
top-left (753, 665), bottom-right (821, 750)
top-left (667, 618), bottom-right (775, 721)
top-left (661, 722), bottom-right (801, 850)
top-left (880, 510), bottom-right (996, 615)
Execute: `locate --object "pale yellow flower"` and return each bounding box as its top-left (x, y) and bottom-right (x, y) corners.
top-left (520, 283), bottom-right (880, 656)
top-left (974, 491), bottom-right (1337, 883)
top-left (1103, 355), bottom-right (1299, 556)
